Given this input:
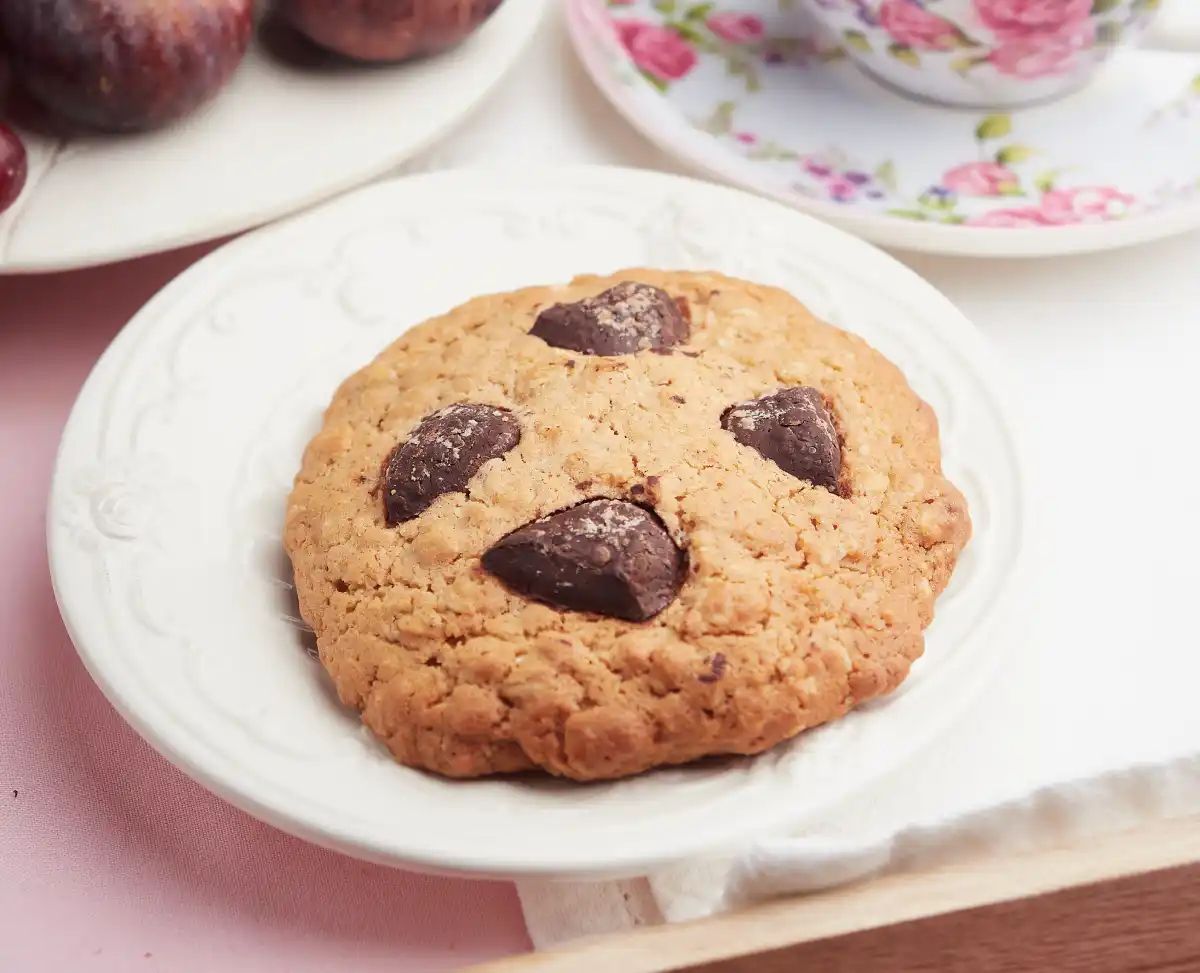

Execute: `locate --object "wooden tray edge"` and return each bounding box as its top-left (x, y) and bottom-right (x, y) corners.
top-left (467, 812), bottom-right (1200, 972)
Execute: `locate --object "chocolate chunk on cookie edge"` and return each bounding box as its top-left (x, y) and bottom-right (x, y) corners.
top-left (530, 282), bottom-right (690, 357)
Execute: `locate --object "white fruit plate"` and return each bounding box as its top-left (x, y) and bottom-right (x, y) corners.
top-left (0, 0), bottom-right (546, 274)
top-left (48, 165), bottom-right (1027, 879)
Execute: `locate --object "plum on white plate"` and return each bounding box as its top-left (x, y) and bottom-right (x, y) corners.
top-left (0, 122), bottom-right (26, 214)
top-left (275, 0), bottom-right (505, 63)
top-left (0, 0), bottom-right (254, 133)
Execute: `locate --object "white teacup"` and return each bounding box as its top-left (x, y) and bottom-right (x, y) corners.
top-left (802, 0), bottom-right (1190, 109)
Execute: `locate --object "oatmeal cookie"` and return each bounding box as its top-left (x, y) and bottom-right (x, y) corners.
top-left (284, 270), bottom-right (971, 781)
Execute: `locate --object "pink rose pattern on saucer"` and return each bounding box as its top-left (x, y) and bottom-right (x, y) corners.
top-left (598, 0), bottom-right (1200, 229)
top-left (817, 0), bottom-right (1158, 82)
top-left (732, 108), bottom-right (1137, 226)
top-left (615, 18), bottom-right (701, 83)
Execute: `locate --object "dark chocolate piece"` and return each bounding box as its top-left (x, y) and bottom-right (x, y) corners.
top-left (481, 499), bottom-right (686, 621)
top-left (721, 387), bottom-right (841, 492)
top-left (382, 403), bottom-right (520, 525)
top-left (530, 282), bottom-right (690, 356)
top-left (698, 653), bottom-right (727, 684)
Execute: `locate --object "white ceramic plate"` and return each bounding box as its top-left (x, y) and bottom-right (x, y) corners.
top-left (0, 0), bottom-right (545, 274)
top-left (48, 165), bottom-right (1026, 879)
top-left (567, 0), bottom-right (1200, 257)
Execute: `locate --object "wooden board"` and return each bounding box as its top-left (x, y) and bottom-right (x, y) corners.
top-left (468, 814), bottom-right (1200, 973)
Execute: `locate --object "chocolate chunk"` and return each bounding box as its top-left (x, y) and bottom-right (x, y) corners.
top-left (721, 387), bottom-right (841, 492)
top-left (382, 403), bottom-right (520, 525)
top-left (481, 499), bottom-right (686, 621)
top-left (629, 476), bottom-right (662, 504)
top-left (530, 282), bottom-right (689, 356)
top-left (698, 653), bottom-right (727, 684)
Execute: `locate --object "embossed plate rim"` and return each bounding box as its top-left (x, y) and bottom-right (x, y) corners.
top-left (48, 164), bottom-right (1029, 879)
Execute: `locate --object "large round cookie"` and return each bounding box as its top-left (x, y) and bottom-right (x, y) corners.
top-left (284, 269), bottom-right (971, 782)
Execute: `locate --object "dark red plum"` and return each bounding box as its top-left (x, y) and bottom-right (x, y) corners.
top-left (276, 0), bottom-right (504, 63)
top-left (0, 0), bottom-right (254, 133)
top-left (0, 123), bottom-right (27, 215)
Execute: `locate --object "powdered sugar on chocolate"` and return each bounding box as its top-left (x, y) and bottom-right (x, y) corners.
top-left (530, 282), bottom-right (690, 357)
top-left (382, 403), bottom-right (520, 525)
top-left (722, 387), bottom-right (842, 493)
top-left (482, 499), bottom-right (686, 621)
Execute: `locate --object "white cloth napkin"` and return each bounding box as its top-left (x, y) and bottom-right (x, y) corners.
top-left (519, 752), bottom-right (1200, 949)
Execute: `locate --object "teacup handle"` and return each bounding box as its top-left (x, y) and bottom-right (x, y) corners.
top-left (1142, 2), bottom-right (1200, 51)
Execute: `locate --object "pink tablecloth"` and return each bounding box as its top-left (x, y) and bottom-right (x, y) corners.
top-left (0, 247), bottom-right (532, 972)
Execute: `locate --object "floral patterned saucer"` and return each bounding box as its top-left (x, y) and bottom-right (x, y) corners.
top-left (567, 0), bottom-right (1200, 256)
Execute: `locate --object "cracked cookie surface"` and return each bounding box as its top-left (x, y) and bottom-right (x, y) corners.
top-left (284, 269), bottom-right (971, 781)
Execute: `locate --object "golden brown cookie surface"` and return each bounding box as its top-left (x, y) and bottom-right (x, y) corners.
top-left (284, 269), bottom-right (971, 781)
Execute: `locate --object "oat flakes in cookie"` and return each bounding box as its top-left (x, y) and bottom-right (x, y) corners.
top-left (284, 269), bottom-right (971, 782)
